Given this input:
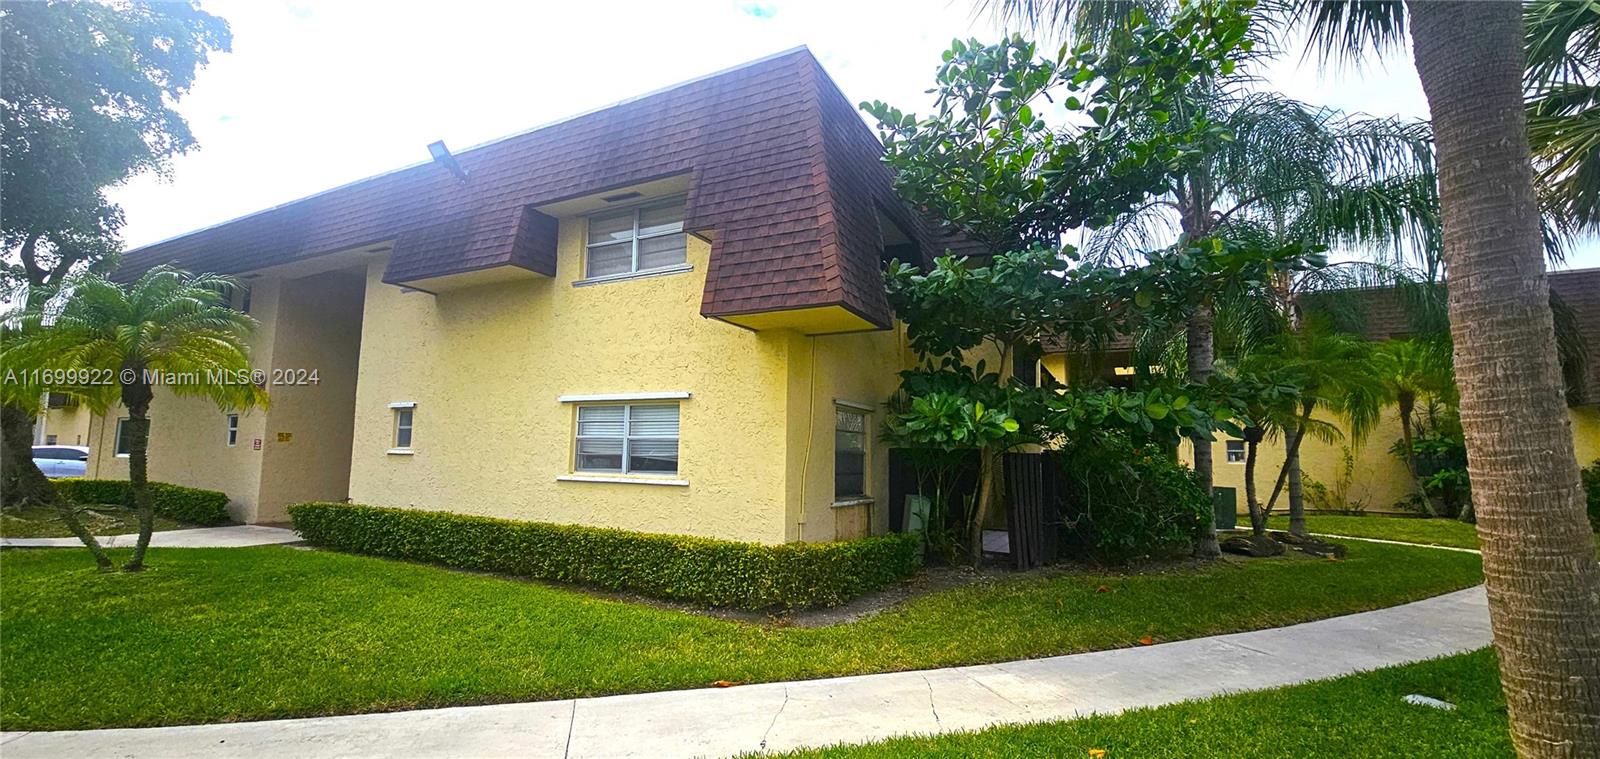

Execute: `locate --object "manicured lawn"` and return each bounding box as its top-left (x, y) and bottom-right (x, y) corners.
top-left (778, 649), bottom-right (1510, 758)
top-left (1, 541), bottom-right (1483, 730)
top-left (1267, 514), bottom-right (1482, 549)
top-left (0, 505), bottom-right (192, 538)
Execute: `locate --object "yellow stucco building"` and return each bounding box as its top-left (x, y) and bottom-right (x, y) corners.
top-left (83, 49), bottom-right (953, 544)
top-left (1042, 267), bottom-right (1600, 516)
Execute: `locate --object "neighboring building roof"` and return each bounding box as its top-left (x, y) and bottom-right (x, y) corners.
top-left (118, 47), bottom-right (961, 329)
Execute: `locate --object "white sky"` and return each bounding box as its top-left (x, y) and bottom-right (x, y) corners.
top-left (108, 0), bottom-right (1598, 270)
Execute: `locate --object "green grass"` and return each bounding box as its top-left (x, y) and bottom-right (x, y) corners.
top-left (1266, 514), bottom-right (1482, 549)
top-left (0, 506), bottom-right (192, 538)
top-left (0, 541), bottom-right (1483, 731)
top-left (778, 649), bottom-right (1511, 758)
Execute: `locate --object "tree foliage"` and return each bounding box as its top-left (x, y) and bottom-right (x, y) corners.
top-left (0, 0), bottom-right (231, 295)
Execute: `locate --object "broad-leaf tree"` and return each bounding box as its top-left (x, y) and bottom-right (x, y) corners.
top-left (0, 0), bottom-right (230, 505)
top-left (4, 267), bottom-right (265, 571)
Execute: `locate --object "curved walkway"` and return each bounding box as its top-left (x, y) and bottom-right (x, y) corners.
top-left (0, 585), bottom-right (1492, 759)
top-left (0, 525), bottom-right (300, 549)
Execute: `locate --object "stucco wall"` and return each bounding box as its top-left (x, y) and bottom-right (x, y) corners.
top-left (254, 269), bottom-right (365, 521)
top-left (781, 328), bottom-right (909, 542)
top-left (82, 269), bottom-right (366, 524)
top-left (346, 226), bottom-right (811, 543)
top-left (1187, 404), bottom-right (1600, 514)
top-left (85, 278), bottom-right (283, 521)
top-left (37, 404), bottom-right (92, 446)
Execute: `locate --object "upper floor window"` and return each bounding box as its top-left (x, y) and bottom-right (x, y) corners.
top-left (1226, 439), bottom-right (1245, 463)
top-left (586, 197), bottom-right (686, 279)
top-left (226, 414), bottom-right (239, 447)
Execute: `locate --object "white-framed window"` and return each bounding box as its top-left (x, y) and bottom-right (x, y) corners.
top-left (835, 406), bottom-right (868, 501)
top-left (226, 414), bottom-right (239, 447)
top-left (1226, 439), bottom-right (1246, 463)
top-left (392, 406), bottom-right (414, 450)
top-left (585, 197), bottom-right (686, 279)
top-left (114, 417), bottom-right (132, 457)
top-left (575, 403), bottom-right (679, 475)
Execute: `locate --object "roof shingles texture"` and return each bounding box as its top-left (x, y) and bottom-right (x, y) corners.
top-left (119, 49), bottom-right (948, 328)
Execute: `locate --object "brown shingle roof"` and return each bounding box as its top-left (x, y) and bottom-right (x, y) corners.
top-left (118, 48), bottom-right (958, 329)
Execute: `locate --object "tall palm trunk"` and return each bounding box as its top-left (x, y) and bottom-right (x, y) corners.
top-left (1410, 3), bottom-right (1600, 754)
top-left (1244, 428), bottom-right (1265, 537)
top-left (1396, 395), bottom-right (1438, 516)
top-left (1266, 402), bottom-right (1313, 532)
top-left (1, 403), bottom-right (113, 570)
top-left (120, 377), bottom-right (156, 572)
top-left (1285, 444), bottom-right (1306, 535)
top-left (1187, 304), bottom-right (1220, 557)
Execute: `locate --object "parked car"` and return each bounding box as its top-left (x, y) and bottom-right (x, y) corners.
top-left (32, 445), bottom-right (89, 478)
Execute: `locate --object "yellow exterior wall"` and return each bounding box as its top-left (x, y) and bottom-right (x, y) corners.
top-left (1187, 404), bottom-right (1600, 514)
top-left (780, 328), bottom-right (909, 542)
top-left (37, 404), bottom-right (92, 446)
top-left (344, 219), bottom-right (904, 544)
top-left (84, 268), bottom-right (365, 524)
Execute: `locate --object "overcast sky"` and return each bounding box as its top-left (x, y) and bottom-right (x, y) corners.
top-left (108, 0), bottom-right (1598, 270)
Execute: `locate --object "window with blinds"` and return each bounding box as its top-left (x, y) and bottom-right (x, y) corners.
top-left (575, 403), bottom-right (680, 475)
top-left (585, 197), bottom-right (687, 279)
top-left (835, 407), bottom-right (867, 500)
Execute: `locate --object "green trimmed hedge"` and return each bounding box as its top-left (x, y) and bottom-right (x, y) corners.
top-left (56, 479), bottom-right (232, 526)
top-left (287, 502), bottom-right (922, 610)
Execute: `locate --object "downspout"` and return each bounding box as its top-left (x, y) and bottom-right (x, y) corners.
top-left (796, 335), bottom-right (817, 541)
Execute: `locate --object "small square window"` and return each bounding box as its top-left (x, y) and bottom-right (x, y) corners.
top-left (1226, 439), bottom-right (1246, 463)
top-left (835, 407), bottom-right (868, 501)
top-left (226, 414), bottom-right (239, 447)
top-left (393, 407), bottom-right (414, 450)
top-left (44, 434), bottom-right (57, 445)
top-left (114, 418), bottom-right (132, 457)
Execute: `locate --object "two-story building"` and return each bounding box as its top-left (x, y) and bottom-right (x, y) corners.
top-left (84, 47), bottom-right (966, 544)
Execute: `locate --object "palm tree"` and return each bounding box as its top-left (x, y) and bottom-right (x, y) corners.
top-left (990, 3), bottom-right (1600, 749)
top-left (4, 267), bottom-right (266, 571)
top-left (1373, 338), bottom-right (1455, 513)
top-left (987, 3), bottom-right (1438, 557)
top-left (1526, 0), bottom-right (1600, 235)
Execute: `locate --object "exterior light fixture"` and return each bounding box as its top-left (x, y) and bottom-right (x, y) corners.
top-left (427, 140), bottom-right (469, 182)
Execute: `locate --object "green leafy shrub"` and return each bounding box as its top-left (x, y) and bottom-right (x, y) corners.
top-left (287, 502), bottom-right (922, 610)
top-left (1583, 459), bottom-right (1600, 532)
top-left (56, 479), bottom-right (231, 526)
top-left (1057, 436), bottom-right (1209, 563)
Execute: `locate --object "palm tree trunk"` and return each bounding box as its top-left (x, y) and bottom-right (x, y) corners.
top-left (1187, 304), bottom-right (1220, 558)
top-left (1286, 443), bottom-right (1306, 536)
top-left (1245, 435), bottom-right (1264, 537)
top-left (1409, 3), bottom-right (1600, 754)
top-left (1397, 397), bottom-right (1437, 516)
top-left (1266, 405), bottom-right (1314, 518)
top-left (1, 403), bottom-right (114, 570)
top-left (120, 378), bottom-right (156, 572)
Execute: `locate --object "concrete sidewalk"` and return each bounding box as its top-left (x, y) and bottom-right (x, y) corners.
top-left (1, 525), bottom-right (300, 549)
top-left (0, 585), bottom-right (1492, 759)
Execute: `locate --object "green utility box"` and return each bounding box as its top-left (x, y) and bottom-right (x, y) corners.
top-left (1212, 486), bottom-right (1238, 531)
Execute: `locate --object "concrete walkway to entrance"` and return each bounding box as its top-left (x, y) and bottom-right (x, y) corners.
top-left (0, 525), bottom-right (300, 549)
top-left (0, 585), bottom-right (1492, 759)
